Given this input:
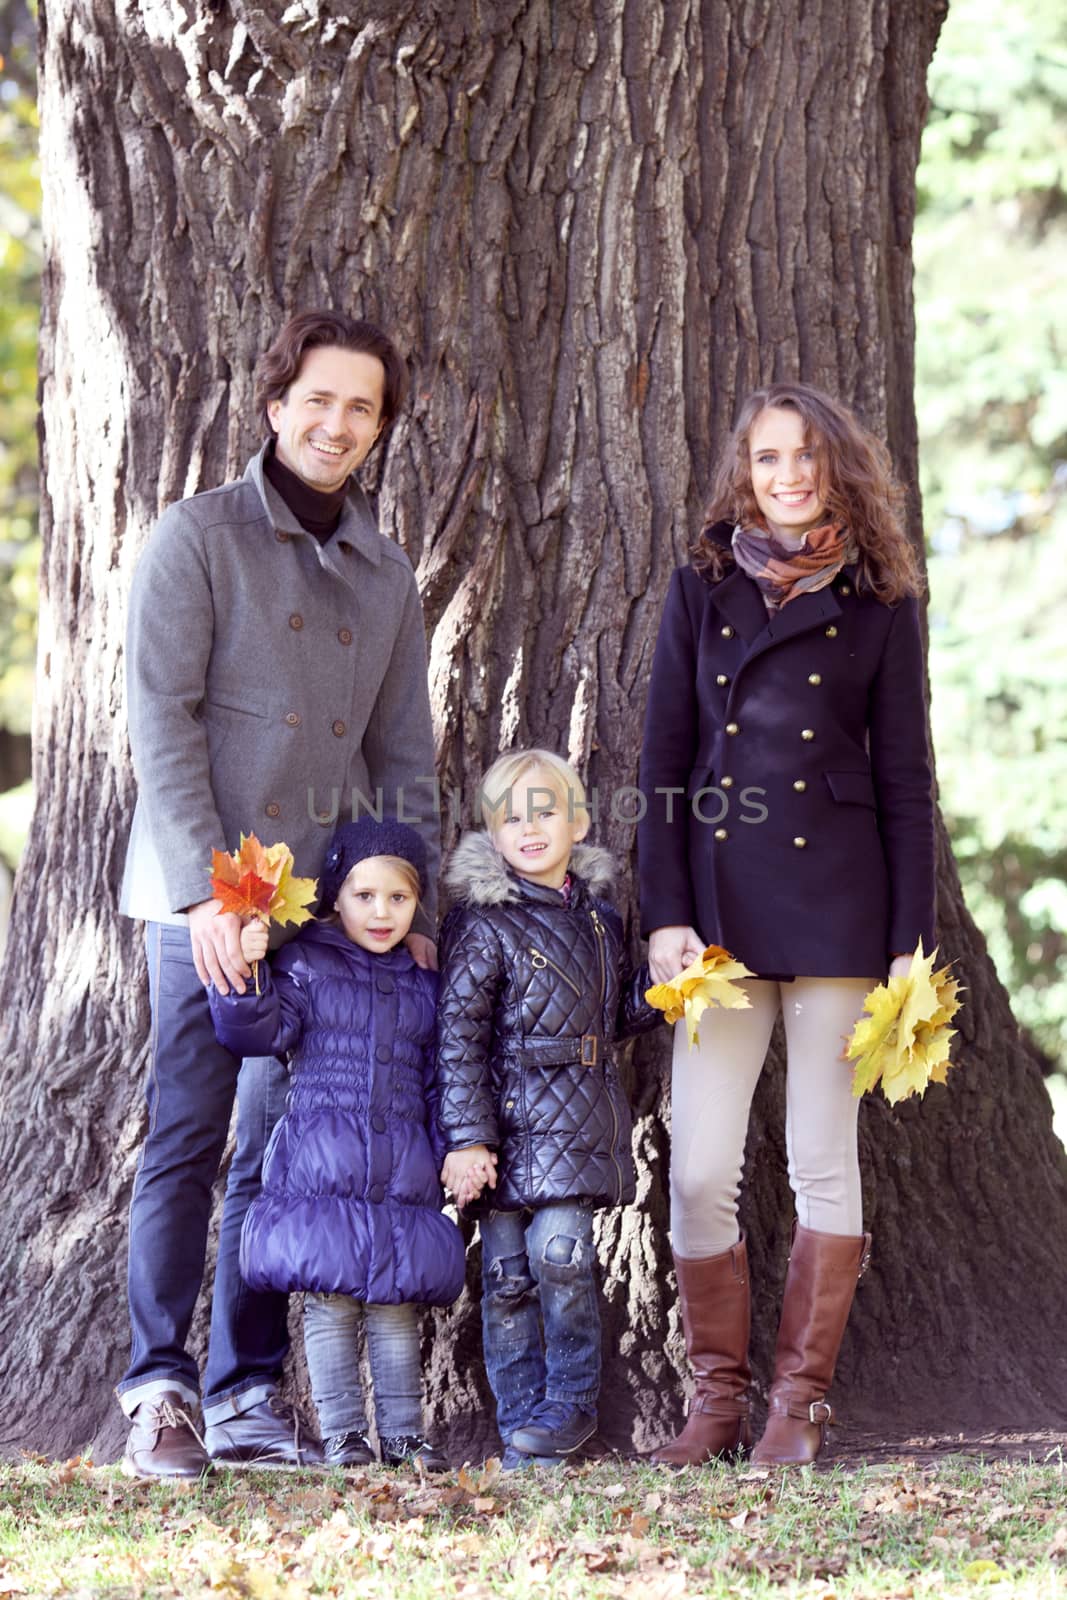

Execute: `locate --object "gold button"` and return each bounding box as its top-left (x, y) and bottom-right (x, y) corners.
top-left (726, 722), bottom-right (740, 736)
top-left (289, 613), bottom-right (303, 630)
top-left (716, 674), bottom-right (729, 687)
top-left (275, 529), bottom-right (290, 543)
top-left (839, 583), bottom-right (851, 595)
top-left (793, 836), bottom-right (807, 849)
top-left (506, 1099), bottom-right (514, 1110)
top-left (721, 625), bottom-right (734, 638)
top-left (793, 779), bottom-right (807, 793)
top-left (825, 625), bottom-right (838, 638)
top-left (808, 673), bottom-right (822, 686)
top-left (265, 802), bottom-right (281, 818)
top-left (338, 628), bottom-right (353, 645)
top-left (720, 776), bottom-right (734, 789)
top-left (285, 711), bottom-right (301, 727)
top-left (714, 828), bottom-right (728, 841)
top-left (332, 720), bottom-right (346, 737)
top-left (801, 728), bottom-right (815, 741)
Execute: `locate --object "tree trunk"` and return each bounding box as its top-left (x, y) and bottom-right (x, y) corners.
top-left (3, 0), bottom-right (1065, 1465)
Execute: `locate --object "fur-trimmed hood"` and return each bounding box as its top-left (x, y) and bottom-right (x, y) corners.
top-left (444, 830), bottom-right (616, 908)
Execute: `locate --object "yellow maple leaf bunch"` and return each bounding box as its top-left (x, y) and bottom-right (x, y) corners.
top-left (845, 941), bottom-right (964, 1104)
top-left (209, 833), bottom-right (318, 992)
top-left (645, 945), bottom-right (755, 1049)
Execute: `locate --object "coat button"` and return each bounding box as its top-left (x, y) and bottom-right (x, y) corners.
top-left (714, 827), bottom-right (728, 841)
top-left (375, 1044), bottom-right (391, 1063)
top-left (793, 836), bottom-right (808, 849)
top-left (793, 779), bottom-right (807, 793)
top-left (720, 775), bottom-right (734, 788)
top-left (825, 625), bottom-right (838, 638)
top-left (338, 627), bottom-right (353, 645)
top-left (506, 1099), bottom-right (514, 1110)
top-left (839, 583), bottom-right (851, 596)
top-left (376, 975), bottom-right (395, 995)
top-left (721, 625), bottom-right (734, 638)
top-left (275, 529), bottom-right (290, 543)
top-left (726, 722), bottom-right (740, 736)
top-left (371, 1114), bottom-right (387, 1134)
top-left (808, 673), bottom-right (822, 686)
top-left (801, 728), bottom-right (815, 741)
top-left (285, 711), bottom-right (301, 727)
top-left (369, 1183), bottom-right (385, 1203)
top-left (265, 802), bottom-right (280, 819)
top-left (716, 673), bottom-right (729, 686)
top-left (289, 613), bottom-right (303, 630)
top-left (332, 719), bottom-right (346, 737)
top-left (317, 812), bottom-right (333, 825)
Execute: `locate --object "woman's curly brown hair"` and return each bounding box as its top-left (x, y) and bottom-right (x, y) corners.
top-left (694, 382), bottom-right (924, 602)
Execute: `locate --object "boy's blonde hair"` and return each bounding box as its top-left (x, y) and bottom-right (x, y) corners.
top-left (479, 748), bottom-right (587, 831)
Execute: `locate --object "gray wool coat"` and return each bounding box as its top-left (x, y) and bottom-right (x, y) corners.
top-left (120, 443), bottom-right (440, 939)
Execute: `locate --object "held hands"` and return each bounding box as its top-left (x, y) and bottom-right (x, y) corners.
top-left (441, 1145), bottom-right (498, 1210)
top-left (189, 899), bottom-right (251, 994)
top-left (241, 918), bottom-right (270, 965)
top-left (648, 925), bottom-right (706, 985)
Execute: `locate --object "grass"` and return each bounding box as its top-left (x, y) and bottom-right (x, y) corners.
top-left (1, 1452), bottom-right (1066, 1598)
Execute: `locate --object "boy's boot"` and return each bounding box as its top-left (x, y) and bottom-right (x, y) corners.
top-left (650, 1237), bottom-right (751, 1466)
top-left (752, 1225), bottom-right (871, 1467)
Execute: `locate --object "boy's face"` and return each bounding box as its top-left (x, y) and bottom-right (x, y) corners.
top-left (335, 857), bottom-right (418, 953)
top-left (489, 769), bottom-right (588, 890)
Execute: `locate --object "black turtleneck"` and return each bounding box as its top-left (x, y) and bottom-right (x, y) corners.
top-left (264, 442), bottom-right (349, 544)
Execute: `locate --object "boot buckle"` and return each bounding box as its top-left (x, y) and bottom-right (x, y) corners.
top-left (808, 1400), bottom-right (832, 1425)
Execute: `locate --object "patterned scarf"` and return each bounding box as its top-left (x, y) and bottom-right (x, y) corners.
top-left (731, 521), bottom-right (856, 613)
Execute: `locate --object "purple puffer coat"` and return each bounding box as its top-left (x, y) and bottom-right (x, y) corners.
top-left (209, 921), bottom-right (465, 1306)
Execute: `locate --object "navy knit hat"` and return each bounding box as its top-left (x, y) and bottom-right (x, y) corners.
top-left (317, 818), bottom-right (428, 912)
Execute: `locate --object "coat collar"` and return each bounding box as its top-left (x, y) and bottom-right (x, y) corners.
top-left (246, 441), bottom-right (384, 567)
top-left (445, 830), bottom-right (616, 909)
top-left (710, 561), bottom-right (848, 666)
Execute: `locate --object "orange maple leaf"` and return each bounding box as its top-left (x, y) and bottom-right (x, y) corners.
top-left (211, 869), bottom-right (276, 921)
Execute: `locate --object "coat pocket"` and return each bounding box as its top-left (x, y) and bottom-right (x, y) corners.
top-left (201, 686), bottom-right (269, 719)
top-left (824, 770), bottom-right (877, 808)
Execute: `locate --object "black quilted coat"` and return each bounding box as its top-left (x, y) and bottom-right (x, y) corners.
top-left (435, 834), bottom-right (660, 1212)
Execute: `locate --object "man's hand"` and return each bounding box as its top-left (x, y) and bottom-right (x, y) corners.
top-left (441, 1145), bottom-right (497, 1209)
top-left (241, 918), bottom-right (270, 965)
top-left (188, 899), bottom-right (251, 994)
top-left (648, 925), bottom-right (705, 985)
top-left (888, 954), bottom-right (912, 982)
top-left (405, 932), bottom-right (438, 971)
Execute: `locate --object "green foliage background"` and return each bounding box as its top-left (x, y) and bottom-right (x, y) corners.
top-left (0, 0), bottom-right (1063, 1078)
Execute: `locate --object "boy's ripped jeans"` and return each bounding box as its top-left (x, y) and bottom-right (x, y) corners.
top-left (479, 1199), bottom-right (599, 1443)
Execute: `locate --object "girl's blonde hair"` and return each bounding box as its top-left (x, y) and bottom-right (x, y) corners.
top-left (695, 382), bottom-right (924, 602)
top-left (478, 748), bottom-right (588, 831)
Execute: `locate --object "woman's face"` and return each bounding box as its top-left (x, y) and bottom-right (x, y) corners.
top-left (747, 406), bottom-right (826, 541)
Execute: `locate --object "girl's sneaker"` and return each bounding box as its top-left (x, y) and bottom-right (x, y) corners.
top-left (500, 1443), bottom-right (564, 1472)
top-left (323, 1431), bottom-right (376, 1468)
top-left (379, 1433), bottom-right (449, 1473)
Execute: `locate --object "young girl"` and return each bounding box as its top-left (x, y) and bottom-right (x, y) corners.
top-left (638, 382), bottom-right (935, 1466)
top-left (209, 818), bottom-right (465, 1471)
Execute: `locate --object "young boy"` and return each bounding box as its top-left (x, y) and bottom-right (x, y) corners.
top-left (435, 749), bottom-right (659, 1468)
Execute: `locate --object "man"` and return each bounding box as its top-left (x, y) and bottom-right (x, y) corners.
top-left (118, 310), bottom-right (440, 1477)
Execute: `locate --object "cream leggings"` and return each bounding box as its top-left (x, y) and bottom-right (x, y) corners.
top-left (669, 977), bottom-right (873, 1258)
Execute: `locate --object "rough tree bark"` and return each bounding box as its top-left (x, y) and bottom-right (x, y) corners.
top-left (2, 0), bottom-right (1065, 1465)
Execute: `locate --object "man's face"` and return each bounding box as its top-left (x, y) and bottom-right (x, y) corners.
top-left (268, 344), bottom-right (387, 491)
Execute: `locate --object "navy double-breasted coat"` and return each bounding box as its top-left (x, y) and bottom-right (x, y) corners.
top-left (637, 524), bottom-right (936, 978)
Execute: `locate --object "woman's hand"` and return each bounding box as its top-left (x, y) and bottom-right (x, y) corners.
top-left (648, 925), bottom-right (706, 985)
top-left (888, 953), bottom-right (912, 982)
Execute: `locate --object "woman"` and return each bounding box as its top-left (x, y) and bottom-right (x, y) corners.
top-left (638, 382), bottom-right (935, 1466)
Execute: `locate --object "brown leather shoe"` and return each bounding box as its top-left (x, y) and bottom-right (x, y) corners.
top-left (751, 1226), bottom-right (871, 1467)
top-left (649, 1238), bottom-right (752, 1467)
top-left (122, 1391), bottom-right (212, 1480)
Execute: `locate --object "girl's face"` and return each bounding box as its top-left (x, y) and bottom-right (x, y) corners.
top-left (335, 857), bottom-right (418, 953)
top-left (490, 769), bottom-right (588, 890)
top-left (748, 406), bottom-right (827, 541)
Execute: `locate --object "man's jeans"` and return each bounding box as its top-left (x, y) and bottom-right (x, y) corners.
top-left (116, 922), bottom-right (290, 1422)
top-left (303, 1295), bottom-right (422, 1438)
top-left (479, 1200), bottom-right (600, 1443)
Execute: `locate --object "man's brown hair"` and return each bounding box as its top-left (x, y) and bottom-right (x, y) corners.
top-left (254, 309), bottom-right (408, 437)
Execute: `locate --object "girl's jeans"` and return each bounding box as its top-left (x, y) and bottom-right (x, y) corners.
top-left (303, 1295), bottom-right (423, 1438)
top-left (479, 1200), bottom-right (600, 1443)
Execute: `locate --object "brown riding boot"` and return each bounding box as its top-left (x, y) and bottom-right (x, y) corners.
top-left (650, 1238), bottom-right (751, 1466)
top-left (752, 1225), bottom-right (871, 1467)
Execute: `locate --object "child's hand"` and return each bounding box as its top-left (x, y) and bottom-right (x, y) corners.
top-left (442, 1146), bottom-right (497, 1208)
top-left (241, 918), bottom-right (270, 965)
